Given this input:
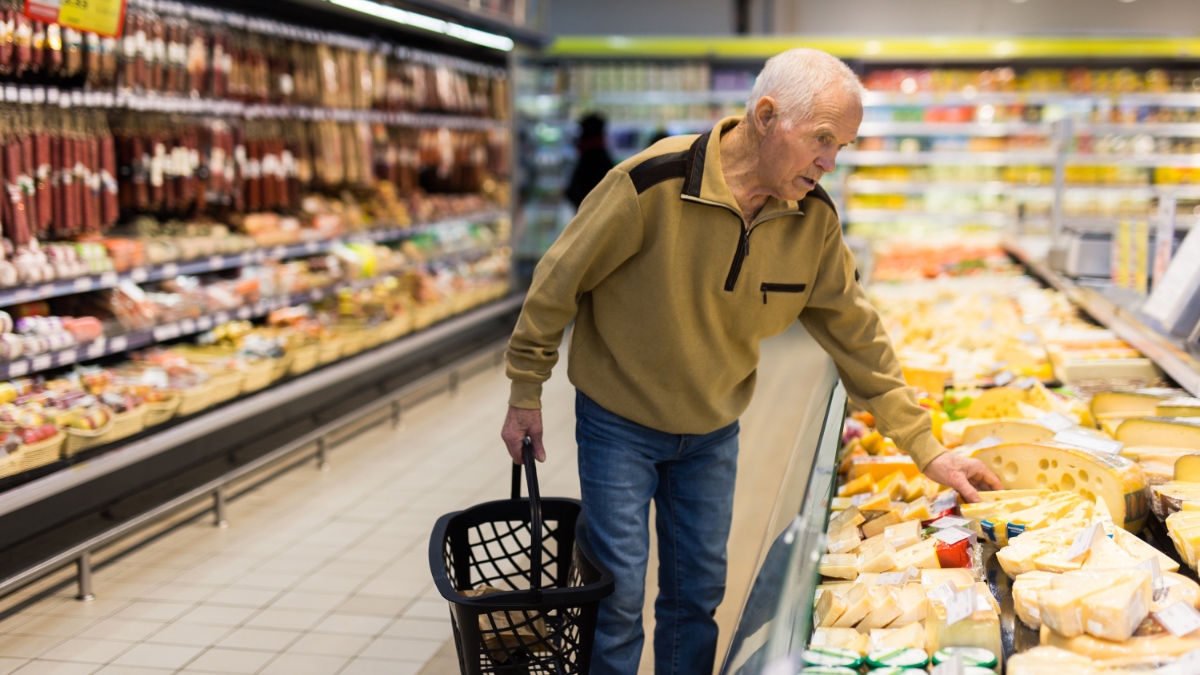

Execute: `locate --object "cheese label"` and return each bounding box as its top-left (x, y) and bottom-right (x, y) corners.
top-left (932, 527), bottom-right (974, 545)
top-left (1155, 601), bottom-right (1200, 637)
top-left (876, 571), bottom-right (909, 586)
top-left (932, 655), bottom-right (965, 675)
top-left (994, 371), bottom-right (1015, 387)
top-left (1035, 412), bottom-right (1076, 433)
top-left (932, 492), bottom-right (960, 513)
top-left (945, 585), bottom-right (977, 627)
top-left (1015, 376), bottom-right (1040, 390)
top-left (1138, 556), bottom-right (1164, 595)
top-left (929, 582), bottom-right (958, 603)
top-left (930, 516), bottom-right (971, 530)
top-left (1067, 523), bottom-right (1104, 560)
top-left (1053, 430), bottom-right (1124, 455)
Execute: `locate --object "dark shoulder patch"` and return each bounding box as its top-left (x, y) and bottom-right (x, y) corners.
top-left (805, 183), bottom-right (838, 216)
top-left (628, 149), bottom-right (689, 194)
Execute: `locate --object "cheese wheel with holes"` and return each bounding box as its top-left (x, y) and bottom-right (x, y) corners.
top-left (969, 442), bottom-right (1150, 533)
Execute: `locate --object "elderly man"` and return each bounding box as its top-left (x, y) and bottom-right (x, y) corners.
top-left (501, 48), bottom-right (1002, 674)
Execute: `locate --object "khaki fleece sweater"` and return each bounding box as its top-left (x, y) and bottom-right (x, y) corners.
top-left (506, 117), bottom-right (945, 469)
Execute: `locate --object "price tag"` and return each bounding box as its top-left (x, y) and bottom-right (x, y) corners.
top-left (271, 246), bottom-right (286, 259)
top-left (1014, 376), bottom-right (1039, 390)
top-left (33, 87), bottom-right (45, 105)
top-left (875, 571), bottom-right (909, 586)
top-left (945, 585), bottom-right (977, 627)
top-left (1053, 430), bottom-right (1124, 455)
top-left (161, 263), bottom-right (179, 278)
top-left (1068, 522), bottom-right (1103, 561)
top-left (86, 339), bottom-right (106, 358)
top-left (31, 354), bottom-right (52, 372)
top-left (55, 350), bottom-right (77, 367)
top-left (208, 256), bottom-right (223, 270)
top-left (237, 307), bottom-right (251, 320)
top-left (214, 312), bottom-right (229, 324)
top-left (72, 277), bottom-right (93, 292)
top-left (196, 316), bottom-right (212, 331)
top-left (18, 87), bottom-right (32, 105)
top-left (1156, 601), bottom-right (1200, 637)
top-left (47, 88), bottom-right (59, 105)
top-left (130, 268), bottom-right (148, 282)
top-left (7, 361), bottom-right (28, 377)
top-left (239, 252), bottom-right (254, 266)
top-left (932, 527), bottom-right (974, 546)
top-left (49, 0), bottom-right (127, 38)
top-left (109, 335), bottom-right (128, 353)
top-left (930, 516), bottom-right (971, 530)
top-left (1016, 331), bottom-right (1040, 344)
top-left (929, 582), bottom-right (958, 604)
top-left (305, 241), bottom-right (319, 253)
top-left (179, 319), bottom-right (196, 335)
top-left (12, 288), bottom-right (34, 303)
top-left (1035, 412), bottom-right (1077, 433)
top-left (993, 371), bottom-right (1015, 387)
top-left (4, 85), bottom-right (16, 103)
top-left (152, 325), bottom-right (180, 341)
top-left (932, 654), bottom-right (965, 675)
top-left (100, 272), bottom-right (118, 287)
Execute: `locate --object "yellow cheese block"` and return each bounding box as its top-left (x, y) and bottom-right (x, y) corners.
top-left (977, 489), bottom-right (1054, 502)
top-left (838, 473), bottom-right (875, 497)
top-left (1116, 417), bottom-right (1200, 448)
top-left (1153, 481), bottom-right (1200, 519)
top-left (1004, 495), bottom-right (1081, 541)
top-left (901, 497), bottom-right (931, 522)
top-left (858, 542), bottom-right (899, 574)
top-left (920, 568), bottom-right (975, 590)
top-left (876, 471), bottom-right (909, 500)
top-left (1037, 575), bottom-right (1115, 637)
top-left (1153, 572), bottom-right (1200, 613)
top-left (855, 492), bottom-right (893, 513)
top-left (862, 511), bottom-right (903, 539)
top-left (1040, 624), bottom-right (1200, 662)
top-left (830, 497), bottom-right (854, 511)
top-left (815, 586), bottom-right (848, 627)
top-left (1078, 535), bottom-right (1140, 571)
top-left (883, 520), bottom-right (922, 549)
top-left (902, 364), bottom-right (950, 401)
top-left (968, 386), bottom-right (1038, 419)
top-left (810, 627), bottom-right (869, 655)
top-left (1005, 646), bottom-right (1102, 675)
top-left (1079, 570), bottom-right (1151, 641)
top-left (1111, 526), bottom-right (1179, 572)
top-left (886, 583), bottom-right (927, 627)
top-left (891, 539), bottom-right (940, 571)
top-left (961, 495), bottom-right (1048, 538)
top-left (1013, 571), bottom-right (1058, 629)
top-left (826, 525), bottom-right (862, 555)
top-left (1090, 390), bottom-right (1173, 417)
top-left (1184, 501), bottom-right (1200, 511)
top-left (832, 584), bottom-right (872, 628)
top-left (820, 554), bottom-right (859, 580)
top-left (925, 594), bottom-right (1002, 660)
top-left (1177, 454), bottom-right (1200, 481)
top-left (857, 587), bottom-right (904, 630)
top-left (874, 620), bottom-right (925, 651)
top-left (847, 456), bottom-right (920, 482)
top-left (970, 442), bottom-right (1150, 533)
top-left (1157, 397), bottom-right (1200, 417)
top-left (828, 505), bottom-right (865, 532)
top-left (1119, 446), bottom-right (1196, 486)
top-left (964, 419), bottom-right (1058, 447)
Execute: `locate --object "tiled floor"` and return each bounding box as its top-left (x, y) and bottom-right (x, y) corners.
top-left (0, 325), bottom-right (822, 674)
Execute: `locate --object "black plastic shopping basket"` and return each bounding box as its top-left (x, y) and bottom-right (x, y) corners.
top-left (429, 440), bottom-right (614, 674)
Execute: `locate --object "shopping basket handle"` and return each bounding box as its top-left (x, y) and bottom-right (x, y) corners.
top-left (511, 439), bottom-right (544, 594)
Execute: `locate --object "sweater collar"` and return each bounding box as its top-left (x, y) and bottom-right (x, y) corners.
top-left (682, 116), bottom-right (801, 220)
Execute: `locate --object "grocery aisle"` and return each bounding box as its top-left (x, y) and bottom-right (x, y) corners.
top-left (0, 325), bottom-right (824, 674)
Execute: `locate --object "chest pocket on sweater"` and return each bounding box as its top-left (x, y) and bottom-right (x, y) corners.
top-left (760, 282), bottom-right (807, 304)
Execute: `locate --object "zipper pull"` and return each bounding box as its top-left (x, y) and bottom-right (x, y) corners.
top-left (762, 290), bottom-right (768, 304)
top-left (743, 228), bottom-right (750, 257)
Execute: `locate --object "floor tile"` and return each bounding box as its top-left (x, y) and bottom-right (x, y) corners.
top-left (310, 614), bottom-right (391, 637)
top-left (111, 601), bottom-right (195, 623)
top-left (109, 643), bottom-right (205, 669)
top-left (179, 647), bottom-right (275, 674)
top-left (334, 596), bottom-right (406, 617)
top-left (10, 661), bottom-right (98, 675)
top-left (243, 609), bottom-right (324, 632)
top-left (359, 637), bottom-right (441, 663)
top-left (92, 667), bottom-right (175, 675)
top-left (268, 592), bottom-right (347, 613)
top-left (285, 632), bottom-right (371, 658)
top-left (139, 585), bottom-right (215, 604)
top-left (37, 637), bottom-right (132, 664)
top-left (339, 660), bottom-right (422, 675)
top-left (76, 619), bottom-right (161, 643)
top-left (258, 653), bottom-right (349, 675)
top-left (0, 659), bottom-right (23, 675)
top-left (144, 623), bottom-right (231, 647)
top-left (380, 619), bottom-right (451, 642)
top-left (215, 627), bottom-right (299, 652)
top-left (399, 600), bottom-right (449, 621)
top-left (39, 598), bottom-right (129, 621)
top-left (204, 588), bottom-right (279, 608)
top-left (175, 605), bottom-right (260, 628)
top-left (290, 576), bottom-right (362, 595)
top-left (228, 572), bottom-right (303, 592)
top-left (8, 616), bottom-right (97, 639)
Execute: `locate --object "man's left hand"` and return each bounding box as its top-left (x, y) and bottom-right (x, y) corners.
top-left (923, 452), bottom-right (1003, 503)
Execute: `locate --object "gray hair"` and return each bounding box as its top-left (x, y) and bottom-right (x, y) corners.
top-left (746, 48), bottom-right (864, 126)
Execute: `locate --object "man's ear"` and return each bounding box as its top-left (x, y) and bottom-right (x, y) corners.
top-left (752, 96), bottom-right (778, 136)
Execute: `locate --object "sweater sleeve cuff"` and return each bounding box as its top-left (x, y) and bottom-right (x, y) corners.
top-left (906, 431), bottom-right (948, 472)
top-left (508, 381), bottom-right (544, 410)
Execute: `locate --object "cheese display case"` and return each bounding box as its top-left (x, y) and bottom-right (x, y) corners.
top-left (719, 237), bottom-right (1200, 674)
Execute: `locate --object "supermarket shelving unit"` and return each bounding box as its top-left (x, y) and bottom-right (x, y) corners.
top-left (0, 0), bottom-right (548, 605)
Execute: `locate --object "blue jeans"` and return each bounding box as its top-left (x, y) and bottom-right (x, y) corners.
top-left (575, 390), bottom-right (739, 675)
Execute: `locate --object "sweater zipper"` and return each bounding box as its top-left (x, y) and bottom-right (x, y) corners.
top-left (681, 195), bottom-right (802, 292)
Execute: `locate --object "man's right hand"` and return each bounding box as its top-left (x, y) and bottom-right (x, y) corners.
top-left (501, 406), bottom-right (546, 464)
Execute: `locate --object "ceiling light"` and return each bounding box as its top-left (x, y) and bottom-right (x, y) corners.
top-left (326, 0), bottom-right (515, 51)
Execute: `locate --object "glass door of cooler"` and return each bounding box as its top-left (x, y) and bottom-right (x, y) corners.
top-left (722, 374), bottom-right (848, 675)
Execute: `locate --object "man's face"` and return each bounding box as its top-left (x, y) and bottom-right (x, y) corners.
top-left (755, 92), bottom-right (862, 202)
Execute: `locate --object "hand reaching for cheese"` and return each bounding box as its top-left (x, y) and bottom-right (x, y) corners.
top-left (923, 452), bottom-right (1003, 502)
top-left (501, 406), bottom-right (546, 464)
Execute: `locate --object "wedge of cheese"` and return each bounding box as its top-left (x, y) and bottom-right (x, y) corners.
top-left (925, 592), bottom-right (1002, 659)
top-left (1166, 510), bottom-right (1200, 568)
top-left (1090, 390), bottom-right (1174, 418)
top-left (1157, 397), bottom-right (1200, 417)
top-left (900, 497), bottom-right (931, 522)
top-left (838, 473), bottom-right (875, 497)
top-left (1004, 646), bottom-right (1101, 675)
top-left (890, 538), bottom-right (940, 571)
top-left (1013, 571), bottom-right (1058, 629)
top-left (886, 583), bottom-right (927, 627)
top-left (1115, 417), bottom-right (1200, 448)
top-left (819, 554), bottom-right (859, 580)
top-left (1153, 572), bottom-right (1200, 613)
top-left (873, 620), bottom-right (925, 651)
top-left (826, 526), bottom-right (862, 555)
top-left (1111, 525), bottom-right (1179, 572)
top-left (875, 471), bottom-right (909, 501)
top-left (858, 542), bottom-right (898, 574)
top-left (1153, 481), bottom-right (1200, 519)
top-left (1037, 574), bottom-right (1115, 637)
top-left (830, 497), bottom-right (854, 511)
top-left (847, 456), bottom-right (920, 481)
top-left (883, 520), bottom-right (922, 550)
top-left (920, 568), bottom-right (975, 590)
top-left (1119, 446), bottom-right (1195, 486)
top-left (1003, 495), bottom-right (1082, 542)
top-left (815, 585), bottom-right (849, 627)
top-left (832, 584), bottom-right (872, 628)
top-left (862, 511), bottom-right (903, 539)
top-left (946, 418), bottom-right (1058, 448)
top-left (1078, 570), bottom-right (1151, 641)
top-left (828, 505), bottom-right (865, 532)
top-left (1078, 534), bottom-right (1140, 571)
top-left (969, 442), bottom-right (1150, 533)
top-left (977, 489), bottom-right (1054, 501)
top-left (1177, 454), bottom-right (1200, 481)
top-left (857, 586), bottom-right (904, 630)
top-left (1040, 624), bottom-right (1200, 662)
top-left (810, 627), bottom-right (868, 655)
top-left (855, 492), bottom-right (893, 514)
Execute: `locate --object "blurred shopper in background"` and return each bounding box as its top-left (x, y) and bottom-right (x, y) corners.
top-left (565, 113), bottom-right (615, 209)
